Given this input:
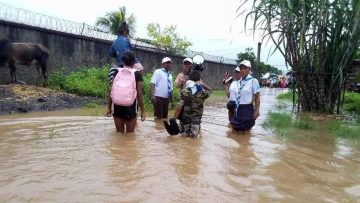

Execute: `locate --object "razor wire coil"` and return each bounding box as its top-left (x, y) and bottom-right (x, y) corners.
top-left (0, 2), bottom-right (237, 65)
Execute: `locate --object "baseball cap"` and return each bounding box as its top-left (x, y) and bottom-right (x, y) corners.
top-left (233, 67), bottom-right (240, 72)
top-left (162, 57), bottom-right (172, 64)
top-left (183, 57), bottom-right (193, 64)
top-left (239, 60), bottom-right (251, 68)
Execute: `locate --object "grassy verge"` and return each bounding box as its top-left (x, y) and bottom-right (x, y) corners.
top-left (262, 112), bottom-right (314, 140)
top-left (343, 92), bottom-right (360, 114)
top-left (205, 89), bottom-right (227, 105)
top-left (329, 119), bottom-right (360, 139)
top-left (276, 90), bottom-right (298, 102)
top-left (48, 67), bottom-right (180, 112)
top-left (266, 91), bottom-right (360, 140)
top-left (48, 66), bottom-right (109, 98)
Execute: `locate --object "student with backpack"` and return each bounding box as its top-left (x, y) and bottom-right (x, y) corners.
top-left (105, 51), bottom-right (146, 133)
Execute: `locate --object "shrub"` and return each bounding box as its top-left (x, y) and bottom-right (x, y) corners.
top-left (49, 67), bottom-right (179, 112)
top-left (48, 68), bottom-right (67, 91)
top-left (63, 66), bottom-right (109, 98)
top-left (343, 92), bottom-right (360, 114)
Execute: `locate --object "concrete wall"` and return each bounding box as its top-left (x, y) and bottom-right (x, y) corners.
top-left (0, 20), bottom-right (235, 89)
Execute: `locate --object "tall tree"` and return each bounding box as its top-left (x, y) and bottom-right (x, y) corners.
top-left (237, 48), bottom-right (256, 64)
top-left (238, 0), bottom-right (360, 113)
top-left (237, 48), bottom-right (282, 75)
top-left (146, 23), bottom-right (192, 56)
top-left (95, 6), bottom-right (136, 36)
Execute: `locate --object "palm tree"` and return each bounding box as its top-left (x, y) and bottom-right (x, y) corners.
top-left (95, 6), bottom-right (136, 36)
top-left (238, 0), bottom-right (360, 113)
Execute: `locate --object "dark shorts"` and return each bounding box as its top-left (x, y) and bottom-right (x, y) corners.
top-left (113, 100), bottom-right (137, 120)
top-left (230, 104), bottom-right (255, 131)
top-left (153, 96), bottom-right (170, 119)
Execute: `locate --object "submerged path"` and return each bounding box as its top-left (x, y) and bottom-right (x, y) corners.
top-left (0, 88), bottom-right (359, 202)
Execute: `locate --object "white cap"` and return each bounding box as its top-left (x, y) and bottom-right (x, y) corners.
top-left (183, 57), bottom-right (193, 64)
top-left (162, 57), bottom-right (172, 64)
top-left (239, 60), bottom-right (251, 68)
top-left (234, 67), bottom-right (240, 72)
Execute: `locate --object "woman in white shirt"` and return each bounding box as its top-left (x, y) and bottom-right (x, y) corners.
top-left (224, 60), bottom-right (260, 132)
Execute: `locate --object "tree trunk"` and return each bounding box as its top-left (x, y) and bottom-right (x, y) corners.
top-left (296, 72), bottom-right (341, 114)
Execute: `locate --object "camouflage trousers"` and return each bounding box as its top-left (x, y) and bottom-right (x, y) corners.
top-left (180, 123), bottom-right (201, 137)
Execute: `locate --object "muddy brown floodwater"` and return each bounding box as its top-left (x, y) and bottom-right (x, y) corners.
top-left (0, 88), bottom-right (359, 202)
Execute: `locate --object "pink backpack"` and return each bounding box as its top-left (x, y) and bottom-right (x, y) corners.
top-left (111, 67), bottom-right (137, 106)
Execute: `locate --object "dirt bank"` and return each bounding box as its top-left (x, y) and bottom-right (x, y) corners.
top-left (0, 84), bottom-right (106, 115)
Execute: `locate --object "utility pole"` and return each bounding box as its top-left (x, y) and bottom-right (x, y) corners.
top-left (254, 42), bottom-right (261, 79)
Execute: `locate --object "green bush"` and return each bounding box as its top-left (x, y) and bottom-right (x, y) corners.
top-left (48, 65), bottom-right (110, 98)
top-left (63, 67), bottom-right (109, 98)
top-left (343, 92), bottom-right (360, 114)
top-left (49, 67), bottom-right (179, 112)
top-left (48, 68), bottom-right (67, 91)
top-left (142, 73), bottom-right (153, 111)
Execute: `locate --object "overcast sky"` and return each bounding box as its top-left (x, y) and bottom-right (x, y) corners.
top-left (0, 0), bottom-right (288, 71)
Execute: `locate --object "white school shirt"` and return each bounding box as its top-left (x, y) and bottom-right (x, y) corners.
top-left (151, 68), bottom-right (173, 98)
top-left (229, 75), bottom-right (260, 104)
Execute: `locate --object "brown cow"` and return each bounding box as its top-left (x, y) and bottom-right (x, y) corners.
top-left (0, 38), bottom-right (49, 87)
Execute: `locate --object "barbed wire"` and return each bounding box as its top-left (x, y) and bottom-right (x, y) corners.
top-left (0, 2), bottom-right (237, 65)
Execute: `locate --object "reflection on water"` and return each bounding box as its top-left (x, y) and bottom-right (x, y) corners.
top-left (0, 88), bottom-right (359, 202)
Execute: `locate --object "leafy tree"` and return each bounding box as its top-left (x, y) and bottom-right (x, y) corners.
top-left (237, 48), bottom-right (256, 64)
top-left (237, 48), bottom-right (282, 75)
top-left (146, 23), bottom-right (192, 55)
top-left (238, 0), bottom-right (360, 113)
top-left (95, 6), bottom-right (136, 36)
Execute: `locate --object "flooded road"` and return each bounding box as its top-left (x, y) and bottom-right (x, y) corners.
top-left (0, 88), bottom-right (359, 202)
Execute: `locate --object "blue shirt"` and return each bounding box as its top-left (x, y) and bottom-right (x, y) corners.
top-left (109, 35), bottom-right (139, 66)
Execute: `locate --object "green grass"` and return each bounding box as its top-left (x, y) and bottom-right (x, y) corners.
top-left (205, 89), bottom-right (227, 105)
top-left (329, 120), bottom-right (360, 139)
top-left (262, 112), bottom-right (315, 140)
top-left (264, 111), bottom-right (360, 140)
top-left (274, 101), bottom-right (289, 110)
top-left (343, 92), bottom-right (360, 115)
top-left (263, 112), bottom-right (292, 129)
top-left (276, 90), bottom-right (298, 102)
